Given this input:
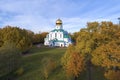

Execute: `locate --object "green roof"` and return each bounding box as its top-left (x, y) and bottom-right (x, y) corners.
top-left (51, 29), bottom-right (66, 32)
top-left (64, 34), bottom-right (70, 38)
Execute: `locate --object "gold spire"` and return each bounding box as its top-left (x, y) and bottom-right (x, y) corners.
top-left (56, 19), bottom-right (62, 24)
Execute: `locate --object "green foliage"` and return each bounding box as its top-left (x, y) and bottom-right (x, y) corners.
top-left (33, 34), bottom-right (41, 44)
top-left (33, 32), bottom-right (48, 44)
top-left (0, 26), bottom-right (32, 52)
top-left (69, 32), bottom-right (80, 43)
top-left (0, 42), bottom-right (21, 77)
top-left (0, 26), bottom-right (48, 51)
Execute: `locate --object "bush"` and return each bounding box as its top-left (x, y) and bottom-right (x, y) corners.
top-left (15, 67), bottom-right (24, 76)
top-left (41, 58), bottom-right (56, 79)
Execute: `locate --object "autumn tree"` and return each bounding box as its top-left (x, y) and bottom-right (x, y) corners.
top-left (61, 45), bottom-right (85, 80)
top-left (92, 41), bottom-right (120, 68)
top-left (40, 32), bottom-right (48, 43)
top-left (69, 32), bottom-right (80, 43)
top-left (32, 32), bottom-right (48, 44)
top-left (0, 26), bottom-right (32, 52)
top-left (92, 41), bottom-right (120, 80)
top-left (33, 34), bottom-right (41, 44)
top-left (62, 21), bottom-right (120, 80)
top-left (74, 22), bottom-right (100, 80)
top-left (91, 22), bottom-right (120, 80)
top-left (0, 29), bottom-right (3, 47)
top-left (104, 70), bottom-right (120, 80)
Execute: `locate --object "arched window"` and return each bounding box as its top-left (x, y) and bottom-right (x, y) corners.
top-left (60, 34), bottom-right (62, 38)
top-left (55, 33), bottom-right (57, 38)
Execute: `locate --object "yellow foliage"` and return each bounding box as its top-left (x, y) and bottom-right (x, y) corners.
top-left (92, 41), bottom-right (120, 68)
top-left (104, 70), bottom-right (120, 80)
top-left (42, 58), bottom-right (56, 79)
top-left (61, 45), bottom-right (85, 77)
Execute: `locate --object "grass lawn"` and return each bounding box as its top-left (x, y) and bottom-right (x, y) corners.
top-left (2, 46), bottom-right (106, 80)
top-left (17, 46), bottom-right (68, 80)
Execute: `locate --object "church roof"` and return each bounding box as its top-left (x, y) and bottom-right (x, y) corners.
top-left (51, 29), bottom-right (66, 32)
top-left (56, 19), bottom-right (62, 24)
top-left (64, 34), bottom-right (70, 38)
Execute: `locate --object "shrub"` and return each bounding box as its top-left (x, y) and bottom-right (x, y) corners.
top-left (15, 67), bottom-right (24, 76)
top-left (41, 58), bottom-right (56, 79)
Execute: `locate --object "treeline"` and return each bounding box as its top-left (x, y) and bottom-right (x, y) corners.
top-left (0, 26), bottom-right (48, 52)
top-left (0, 26), bottom-right (48, 79)
top-left (61, 22), bottom-right (120, 80)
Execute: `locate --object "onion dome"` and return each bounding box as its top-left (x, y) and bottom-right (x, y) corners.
top-left (56, 19), bottom-right (62, 25)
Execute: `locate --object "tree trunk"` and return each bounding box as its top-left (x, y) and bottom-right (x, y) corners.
top-left (74, 76), bottom-right (77, 80)
top-left (87, 60), bottom-right (92, 80)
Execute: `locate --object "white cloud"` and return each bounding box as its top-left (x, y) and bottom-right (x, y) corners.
top-left (0, 0), bottom-right (120, 33)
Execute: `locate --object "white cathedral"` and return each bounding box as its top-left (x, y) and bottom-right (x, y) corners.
top-left (44, 19), bottom-right (72, 47)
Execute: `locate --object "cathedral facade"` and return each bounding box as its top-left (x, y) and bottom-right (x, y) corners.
top-left (44, 19), bottom-right (72, 47)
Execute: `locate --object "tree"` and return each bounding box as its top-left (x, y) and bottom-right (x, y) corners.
top-left (0, 26), bottom-right (32, 52)
top-left (40, 32), bottom-right (48, 43)
top-left (92, 41), bottom-right (120, 68)
top-left (69, 32), bottom-right (80, 43)
top-left (75, 22), bottom-right (101, 80)
top-left (61, 45), bottom-right (85, 80)
top-left (62, 21), bottom-right (120, 80)
top-left (0, 29), bottom-right (3, 47)
top-left (0, 42), bottom-right (21, 78)
top-left (33, 34), bottom-right (41, 44)
top-left (104, 70), bottom-right (120, 80)
top-left (91, 22), bottom-right (120, 80)
top-left (33, 32), bottom-right (48, 44)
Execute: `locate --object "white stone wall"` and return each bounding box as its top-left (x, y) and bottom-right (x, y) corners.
top-left (63, 38), bottom-right (68, 42)
top-left (56, 25), bottom-right (63, 29)
top-left (48, 32), bottom-right (64, 41)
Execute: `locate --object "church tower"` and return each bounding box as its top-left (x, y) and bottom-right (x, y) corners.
top-left (56, 19), bottom-right (63, 29)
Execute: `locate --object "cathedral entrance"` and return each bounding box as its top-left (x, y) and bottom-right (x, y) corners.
top-left (61, 44), bottom-right (63, 47)
top-left (60, 43), bottom-right (64, 47)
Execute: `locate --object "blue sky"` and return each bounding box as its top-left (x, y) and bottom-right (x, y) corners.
top-left (0, 0), bottom-right (120, 33)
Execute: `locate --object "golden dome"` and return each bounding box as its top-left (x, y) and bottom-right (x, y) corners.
top-left (56, 19), bottom-right (62, 24)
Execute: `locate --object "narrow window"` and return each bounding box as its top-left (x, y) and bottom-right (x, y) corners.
top-left (55, 33), bottom-right (57, 38)
top-left (51, 34), bottom-right (52, 37)
top-left (60, 34), bottom-right (62, 38)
